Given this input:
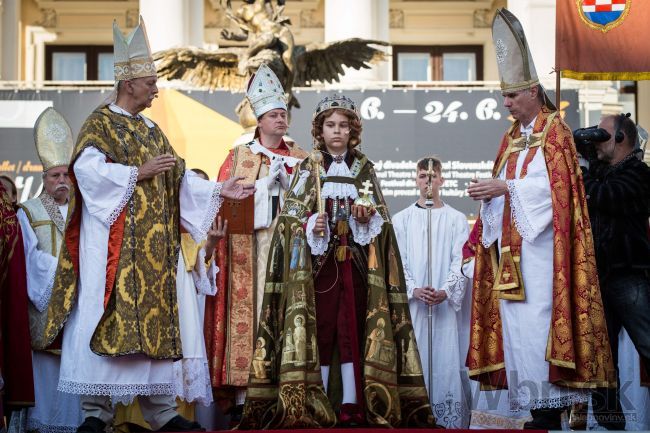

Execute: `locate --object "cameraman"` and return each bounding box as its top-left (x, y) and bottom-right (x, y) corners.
top-left (581, 114), bottom-right (650, 430)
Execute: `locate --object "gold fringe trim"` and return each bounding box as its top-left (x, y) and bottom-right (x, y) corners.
top-left (468, 362), bottom-right (506, 377)
top-left (548, 358), bottom-right (576, 370)
top-left (336, 220), bottom-right (349, 236)
top-left (561, 70), bottom-right (650, 81)
top-left (336, 245), bottom-right (347, 262)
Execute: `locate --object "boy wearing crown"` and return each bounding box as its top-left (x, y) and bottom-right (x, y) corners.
top-left (33, 18), bottom-right (254, 433)
top-left (466, 8), bottom-right (615, 429)
top-left (237, 94), bottom-right (435, 429)
top-left (204, 64), bottom-right (307, 416)
top-left (15, 108), bottom-right (82, 433)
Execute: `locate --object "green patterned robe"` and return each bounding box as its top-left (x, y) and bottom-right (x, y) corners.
top-left (34, 106), bottom-right (185, 360)
top-left (239, 149), bottom-right (435, 429)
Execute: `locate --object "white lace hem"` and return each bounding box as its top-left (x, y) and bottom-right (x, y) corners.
top-left (105, 166), bottom-right (138, 227)
top-left (26, 418), bottom-right (77, 433)
top-left (348, 212), bottom-right (383, 246)
top-left (173, 359), bottom-right (214, 407)
top-left (306, 213), bottom-right (330, 256)
top-left (191, 182), bottom-right (224, 243)
top-left (33, 270), bottom-right (55, 312)
top-left (58, 379), bottom-right (174, 400)
top-left (510, 390), bottom-right (589, 412)
top-left (321, 184), bottom-right (358, 201)
top-left (480, 200), bottom-right (500, 249)
top-left (506, 180), bottom-right (536, 243)
top-left (193, 247), bottom-right (218, 296)
top-left (442, 271), bottom-right (467, 312)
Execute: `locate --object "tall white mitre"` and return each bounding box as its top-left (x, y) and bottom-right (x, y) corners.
top-left (246, 63), bottom-right (287, 118)
top-left (112, 16), bottom-right (157, 81)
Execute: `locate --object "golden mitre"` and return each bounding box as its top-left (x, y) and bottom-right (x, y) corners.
top-left (113, 16), bottom-right (156, 81)
top-left (33, 107), bottom-right (73, 171)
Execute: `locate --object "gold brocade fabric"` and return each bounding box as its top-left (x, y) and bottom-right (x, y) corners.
top-left (208, 142), bottom-right (307, 388)
top-left (35, 106), bottom-right (185, 360)
top-left (467, 107), bottom-right (616, 389)
top-left (238, 151), bottom-right (434, 429)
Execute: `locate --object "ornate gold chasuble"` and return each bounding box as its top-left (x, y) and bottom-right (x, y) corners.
top-left (207, 141), bottom-right (307, 388)
top-left (34, 106), bottom-right (185, 360)
top-left (467, 107), bottom-right (616, 390)
top-left (238, 151), bottom-right (434, 429)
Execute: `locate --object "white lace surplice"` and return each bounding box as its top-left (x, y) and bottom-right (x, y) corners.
top-left (306, 157), bottom-right (383, 253)
top-left (173, 246), bottom-right (217, 406)
top-left (393, 203), bottom-right (470, 428)
top-left (58, 146), bottom-right (222, 403)
top-left (480, 147), bottom-right (588, 411)
top-left (17, 210), bottom-right (83, 433)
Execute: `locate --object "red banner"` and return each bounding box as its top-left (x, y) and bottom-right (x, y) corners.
top-left (556, 0), bottom-right (650, 80)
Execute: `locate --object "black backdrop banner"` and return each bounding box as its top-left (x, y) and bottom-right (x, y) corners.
top-left (0, 88), bottom-right (579, 217)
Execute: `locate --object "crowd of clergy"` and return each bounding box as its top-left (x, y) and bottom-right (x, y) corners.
top-left (1, 7), bottom-right (649, 433)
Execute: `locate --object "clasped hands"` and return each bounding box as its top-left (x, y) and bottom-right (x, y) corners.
top-left (311, 205), bottom-right (376, 236)
top-left (266, 159), bottom-right (289, 190)
top-left (413, 286), bottom-right (447, 306)
top-left (467, 178), bottom-right (508, 201)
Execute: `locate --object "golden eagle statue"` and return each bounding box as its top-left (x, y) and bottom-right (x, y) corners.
top-left (153, 0), bottom-right (388, 129)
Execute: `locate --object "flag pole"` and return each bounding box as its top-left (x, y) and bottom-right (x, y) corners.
top-left (555, 67), bottom-right (561, 109)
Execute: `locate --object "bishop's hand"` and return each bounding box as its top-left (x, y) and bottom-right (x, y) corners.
top-left (221, 176), bottom-right (256, 200)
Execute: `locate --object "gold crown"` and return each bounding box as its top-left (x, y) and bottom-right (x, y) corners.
top-left (313, 94), bottom-right (359, 120)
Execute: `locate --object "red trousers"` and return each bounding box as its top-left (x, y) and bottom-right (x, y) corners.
top-left (314, 251), bottom-right (367, 365)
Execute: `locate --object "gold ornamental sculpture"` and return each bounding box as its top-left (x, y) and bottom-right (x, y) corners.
top-left (153, 0), bottom-right (389, 131)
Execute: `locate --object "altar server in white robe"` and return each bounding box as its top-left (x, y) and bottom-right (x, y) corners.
top-left (16, 108), bottom-right (82, 433)
top-left (393, 156), bottom-right (470, 428)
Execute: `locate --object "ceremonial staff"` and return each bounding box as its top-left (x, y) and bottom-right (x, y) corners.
top-left (425, 158), bottom-right (434, 404)
top-left (310, 150), bottom-right (324, 236)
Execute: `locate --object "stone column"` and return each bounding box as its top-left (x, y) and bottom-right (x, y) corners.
top-left (188, 0), bottom-right (204, 47)
top-left (1, 0), bottom-right (20, 80)
top-left (324, 0), bottom-right (389, 86)
top-left (139, 0), bottom-right (186, 52)
top-left (507, 0), bottom-right (556, 88)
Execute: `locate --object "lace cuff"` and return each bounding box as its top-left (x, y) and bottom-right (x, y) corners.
top-left (32, 270), bottom-right (55, 312)
top-left (349, 212), bottom-right (383, 246)
top-left (192, 247), bottom-right (218, 296)
top-left (173, 359), bottom-right (213, 406)
top-left (105, 166), bottom-right (138, 227)
top-left (506, 180), bottom-right (536, 243)
top-left (191, 182), bottom-right (224, 243)
top-left (480, 199), bottom-right (501, 248)
top-left (442, 271), bottom-right (467, 312)
top-left (306, 213), bottom-right (330, 256)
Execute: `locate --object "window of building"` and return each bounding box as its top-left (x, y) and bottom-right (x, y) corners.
top-left (393, 45), bottom-right (483, 82)
top-left (46, 45), bottom-right (114, 81)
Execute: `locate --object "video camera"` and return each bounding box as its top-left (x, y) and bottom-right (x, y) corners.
top-left (573, 126), bottom-right (611, 161)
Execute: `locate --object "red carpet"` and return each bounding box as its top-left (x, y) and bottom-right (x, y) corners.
top-left (206, 428), bottom-right (548, 433)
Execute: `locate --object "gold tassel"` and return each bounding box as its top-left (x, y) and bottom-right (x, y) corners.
top-left (368, 241), bottom-right (378, 270)
top-left (336, 245), bottom-right (347, 262)
top-left (336, 220), bottom-right (349, 236)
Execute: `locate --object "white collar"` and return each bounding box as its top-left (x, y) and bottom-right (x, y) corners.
top-left (109, 103), bottom-right (155, 128)
top-left (520, 116), bottom-right (537, 137)
top-left (249, 139), bottom-right (302, 168)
